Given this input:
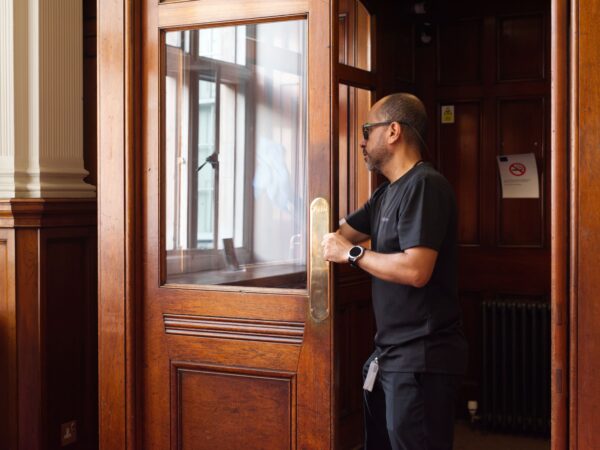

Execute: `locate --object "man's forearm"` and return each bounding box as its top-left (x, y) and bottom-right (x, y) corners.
top-left (321, 230), bottom-right (437, 287)
top-left (355, 250), bottom-right (428, 287)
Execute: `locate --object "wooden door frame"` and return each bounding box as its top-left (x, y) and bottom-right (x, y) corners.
top-left (551, 0), bottom-right (569, 448)
top-left (98, 0), bottom-right (139, 447)
top-left (97, 0), bottom-right (573, 449)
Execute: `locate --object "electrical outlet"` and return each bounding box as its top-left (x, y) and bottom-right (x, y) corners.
top-left (60, 420), bottom-right (77, 446)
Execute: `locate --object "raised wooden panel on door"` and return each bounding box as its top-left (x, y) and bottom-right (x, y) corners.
top-left (339, 14), bottom-right (348, 64)
top-left (338, 85), bottom-right (372, 220)
top-left (335, 272), bottom-right (373, 408)
top-left (354, 87), bottom-right (372, 210)
top-left (438, 101), bottom-right (482, 245)
top-left (375, 2), bottom-right (415, 96)
top-left (334, 269), bottom-right (373, 450)
top-left (339, 85), bottom-right (350, 219)
top-left (497, 97), bottom-right (546, 247)
top-left (335, 302), bottom-right (352, 417)
top-left (459, 247), bottom-right (549, 294)
top-left (438, 19), bottom-right (482, 85)
top-left (338, 0), bottom-right (355, 67)
top-left (338, 4), bottom-right (349, 220)
top-left (498, 14), bottom-right (545, 82)
top-left (164, 334), bottom-right (302, 373)
top-left (394, 25), bottom-right (414, 84)
top-left (172, 363), bottom-right (295, 450)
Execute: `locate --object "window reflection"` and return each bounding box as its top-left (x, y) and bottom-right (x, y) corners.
top-left (164, 20), bottom-right (307, 289)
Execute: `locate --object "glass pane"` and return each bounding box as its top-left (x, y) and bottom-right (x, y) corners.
top-left (164, 20), bottom-right (307, 289)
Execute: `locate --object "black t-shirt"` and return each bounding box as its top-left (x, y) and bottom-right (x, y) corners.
top-left (346, 162), bottom-right (468, 374)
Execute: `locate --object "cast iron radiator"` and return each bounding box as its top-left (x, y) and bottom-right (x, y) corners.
top-left (481, 299), bottom-right (550, 436)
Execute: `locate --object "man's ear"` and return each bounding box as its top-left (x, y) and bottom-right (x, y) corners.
top-left (387, 121), bottom-right (402, 145)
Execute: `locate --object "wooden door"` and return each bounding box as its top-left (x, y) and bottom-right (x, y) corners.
top-left (140, 1), bottom-right (333, 449)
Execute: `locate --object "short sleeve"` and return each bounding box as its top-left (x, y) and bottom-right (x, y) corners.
top-left (397, 176), bottom-right (452, 251)
top-left (345, 183), bottom-right (388, 236)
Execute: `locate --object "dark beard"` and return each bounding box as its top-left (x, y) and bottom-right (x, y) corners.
top-left (365, 147), bottom-right (389, 173)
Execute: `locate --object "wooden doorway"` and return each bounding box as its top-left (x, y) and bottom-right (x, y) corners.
top-left (97, 0), bottom-right (570, 449)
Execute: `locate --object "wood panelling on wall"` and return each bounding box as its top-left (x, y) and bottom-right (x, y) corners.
top-left (0, 3), bottom-right (99, 448)
top-left (497, 97), bottom-right (546, 247)
top-left (43, 230), bottom-right (97, 449)
top-left (458, 291), bottom-right (484, 402)
top-left (0, 229), bottom-right (16, 449)
top-left (438, 20), bottom-right (482, 85)
top-left (411, 0), bottom-right (551, 417)
top-left (375, 3), bottom-right (415, 96)
top-left (16, 227), bottom-right (43, 449)
top-left (0, 200), bottom-right (97, 450)
top-left (439, 101), bottom-right (482, 245)
top-left (498, 15), bottom-right (545, 81)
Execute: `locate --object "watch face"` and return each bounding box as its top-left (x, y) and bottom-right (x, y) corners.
top-left (349, 246), bottom-right (363, 258)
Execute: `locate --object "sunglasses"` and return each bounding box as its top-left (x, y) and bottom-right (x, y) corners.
top-left (362, 120), bottom-right (412, 140)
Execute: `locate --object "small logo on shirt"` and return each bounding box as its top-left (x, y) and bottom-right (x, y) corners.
top-left (381, 217), bottom-right (389, 222)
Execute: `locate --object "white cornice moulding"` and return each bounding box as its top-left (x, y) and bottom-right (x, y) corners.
top-left (0, 0), bottom-right (95, 199)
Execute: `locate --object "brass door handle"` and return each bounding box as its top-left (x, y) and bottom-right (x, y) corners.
top-left (309, 197), bottom-right (330, 322)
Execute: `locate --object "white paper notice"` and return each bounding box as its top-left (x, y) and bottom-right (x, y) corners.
top-left (497, 153), bottom-right (540, 199)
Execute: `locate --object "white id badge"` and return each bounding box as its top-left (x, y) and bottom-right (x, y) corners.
top-left (363, 357), bottom-right (379, 392)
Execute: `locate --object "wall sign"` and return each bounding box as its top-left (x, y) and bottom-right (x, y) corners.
top-left (497, 153), bottom-right (540, 198)
top-left (441, 105), bottom-right (455, 124)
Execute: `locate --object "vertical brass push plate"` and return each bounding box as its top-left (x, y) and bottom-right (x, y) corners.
top-left (309, 197), bottom-right (330, 322)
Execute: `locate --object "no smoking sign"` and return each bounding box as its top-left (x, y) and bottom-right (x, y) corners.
top-left (509, 162), bottom-right (527, 177)
top-left (497, 153), bottom-right (539, 198)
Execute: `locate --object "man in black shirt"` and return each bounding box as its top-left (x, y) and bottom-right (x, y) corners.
top-left (322, 93), bottom-right (467, 450)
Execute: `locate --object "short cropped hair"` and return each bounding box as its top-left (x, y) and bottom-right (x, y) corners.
top-left (375, 93), bottom-right (428, 151)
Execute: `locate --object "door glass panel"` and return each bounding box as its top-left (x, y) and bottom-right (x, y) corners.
top-left (164, 20), bottom-right (307, 289)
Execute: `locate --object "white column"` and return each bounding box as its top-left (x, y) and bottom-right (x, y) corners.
top-left (0, 0), bottom-right (95, 198)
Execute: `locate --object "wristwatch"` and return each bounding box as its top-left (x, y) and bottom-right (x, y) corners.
top-left (347, 245), bottom-right (366, 268)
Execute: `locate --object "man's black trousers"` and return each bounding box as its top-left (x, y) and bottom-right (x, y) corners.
top-left (362, 359), bottom-right (461, 450)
